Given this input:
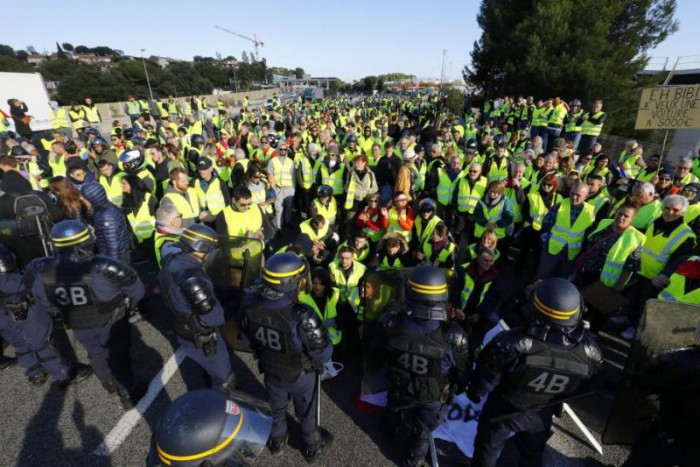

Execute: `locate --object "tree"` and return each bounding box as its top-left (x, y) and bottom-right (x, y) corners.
top-left (466, 0), bottom-right (678, 135)
top-left (294, 67), bottom-right (305, 79)
top-left (26, 45), bottom-right (37, 54)
top-left (250, 50), bottom-right (256, 62)
top-left (16, 51), bottom-right (29, 61)
top-left (62, 43), bottom-right (74, 52)
top-left (241, 51), bottom-right (250, 64)
top-left (74, 45), bottom-right (91, 53)
top-left (0, 44), bottom-right (15, 58)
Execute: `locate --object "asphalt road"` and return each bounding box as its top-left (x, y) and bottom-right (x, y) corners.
top-left (0, 289), bottom-right (632, 467)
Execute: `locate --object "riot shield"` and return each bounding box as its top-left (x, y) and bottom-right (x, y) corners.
top-left (0, 218), bottom-right (52, 267)
top-left (207, 236), bottom-right (264, 354)
top-left (153, 388), bottom-right (272, 466)
top-left (602, 299), bottom-right (700, 445)
top-left (360, 268), bottom-right (457, 397)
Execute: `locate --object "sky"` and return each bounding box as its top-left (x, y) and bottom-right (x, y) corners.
top-left (3, 0), bottom-right (699, 82)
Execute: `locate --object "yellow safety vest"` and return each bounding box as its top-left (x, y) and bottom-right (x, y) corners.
top-left (386, 207), bottom-right (412, 242)
top-left (270, 157), bottom-right (295, 188)
top-left (49, 156), bottom-right (66, 178)
top-left (631, 200), bottom-right (662, 231)
top-left (460, 268), bottom-right (494, 310)
top-left (414, 215), bottom-right (442, 247)
top-left (50, 108), bottom-right (70, 129)
top-left (456, 176), bottom-right (487, 214)
top-left (127, 193), bottom-right (155, 243)
top-left (163, 188), bottom-right (200, 223)
top-left (474, 198), bottom-right (508, 239)
top-left (82, 105), bottom-right (100, 123)
top-left (27, 161), bottom-right (49, 189)
top-left (684, 203), bottom-right (700, 225)
top-left (547, 200), bottom-right (595, 260)
top-left (126, 101), bottom-right (140, 116)
top-left (586, 191), bottom-right (610, 217)
top-left (527, 192), bottom-right (561, 231)
top-left (588, 219), bottom-right (646, 287)
top-left (422, 241), bottom-right (455, 266)
top-left (487, 157), bottom-right (510, 182)
top-left (640, 222), bottom-right (695, 279)
top-left (412, 162), bottom-right (427, 192)
top-left (658, 258), bottom-right (700, 304)
top-left (298, 290), bottom-right (342, 345)
top-left (548, 104), bottom-right (567, 126)
top-left (504, 179), bottom-right (530, 223)
top-left (300, 218), bottom-right (329, 241)
top-left (329, 261), bottom-right (366, 303)
top-left (194, 177), bottom-right (226, 215)
top-left (313, 198), bottom-right (337, 225)
top-left (319, 164), bottom-right (345, 195)
top-left (99, 172), bottom-right (124, 207)
top-left (68, 109), bottom-right (85, 129)
top-left (296, 155), bottom-right (315, 190)
top-left (154, 231), bottom-right (180, 268)
top-left (436, 169), bottom-right (464, 206)
top-left (581, 112), bottom-right (605, 136)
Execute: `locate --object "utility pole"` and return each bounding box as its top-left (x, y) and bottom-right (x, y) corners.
top-left (439, 50), bottom-right (447, 95)
top-left (140, 49), bottom-right (154, 101)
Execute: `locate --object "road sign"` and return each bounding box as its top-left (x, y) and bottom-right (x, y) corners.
top-left (635, 84), bottom-right (700, 130)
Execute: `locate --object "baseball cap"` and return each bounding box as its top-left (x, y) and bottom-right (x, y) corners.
top-left (197, 157), bottom-right (213, 170)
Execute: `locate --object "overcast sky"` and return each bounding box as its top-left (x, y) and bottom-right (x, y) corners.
top-left (4, 0), bottom-right (698, 81)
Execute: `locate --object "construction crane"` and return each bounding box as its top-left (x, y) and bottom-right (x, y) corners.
top-left (215, 25), bottom-right (264, 61)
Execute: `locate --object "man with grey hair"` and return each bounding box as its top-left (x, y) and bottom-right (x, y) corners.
top-left (154, 204), bottom-right (184, 268)
top-left (673, 157), bottom-right (699, 189)
top-left (535, 181), bottom-right (594, 280)
top-left (621, 194), bottom-right (696, 339)
top-left (267, 140), bottom-right (296, 230)
top-left (629, 181), bottom-right (663, 230)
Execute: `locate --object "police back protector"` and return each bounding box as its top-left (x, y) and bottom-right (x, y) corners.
top-left (387, 325), bottom-right (450, 403)
top-left (245, 296), bottom-right (312, 382)
top-left (498, 339), bottom-right (593, 410)
top-left (40, 258), bottom-right (124, 329)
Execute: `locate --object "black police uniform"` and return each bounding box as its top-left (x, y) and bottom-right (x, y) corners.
top-left (0, 259), bottom-right (71, 384)
top-left (26, 251), bottom-right (145, 401)
top-left (380, 312), bottom-right (470, 465)
top-left (159, 251), bottom-right (233, 387)
top-left (239, 255), bottom-right (333, 459)
top-left (376, 265), bottom-right (470, 467)
top-left (467, 279), bottom-right (603, 467)
top-left (623, 345), bottom-right (700, 467)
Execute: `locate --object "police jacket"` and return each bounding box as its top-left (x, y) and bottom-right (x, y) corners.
top-left (82, 184), bottom-right (133, 258)
top-left (0, 272), bottom-right (54, 344)
top-left (468, 322), bottom-right (602, 411)
top-left (240, 286), bottom-right (332, 383)
top-left (380, 312), bottom-right (470, 404)
top-left (25, 252), bottom-right (145, 330)
top-left (159, 252), bottom-right (225, 341)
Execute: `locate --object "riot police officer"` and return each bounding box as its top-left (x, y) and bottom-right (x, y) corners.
top-left (378, 265), bottom-right (470, 467)
top-left (24, 220), bottom-right (145, 407)
top-left (159, 224), bottom-right (235, 389)
top-left (239, 252), bottom-right (333, 462)
top-left (0, 244), bottom-right (84, 386)
top-left (467, 278), bottom-right (602, 467)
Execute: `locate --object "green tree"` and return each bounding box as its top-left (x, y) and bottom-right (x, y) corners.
top-left (294, 67), bottom-right (305, 79)
top-left (0, 56), bottom-right (33, 72)
top-left (0, 44), bottom-right (16, 58)
top-left (466, 0), bottom-right (678, 135)
top-left (62, 43), bottom-right (74, 52)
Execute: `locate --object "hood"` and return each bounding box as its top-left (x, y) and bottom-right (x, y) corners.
top-left (377, 232), bottom-right (409, 255)
top-left (81, 182), bottom-right (110, 207)
top-left (1, 170), bottom-right (33, 194)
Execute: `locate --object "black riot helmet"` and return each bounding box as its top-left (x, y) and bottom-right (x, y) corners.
top-left (261, 252), bottom-right (309, 294)
top-left (464, 138), bottom-right (477, 152)
top-left (50, 220), bottom-right (95, 252)
top-left (190, 134), bottom-right (206, 147)
top-left (178, 224), bottom-right (219, 255)
top-left (119, 149), bottom-right (145, 173)
top-left (0, 245), bottom-right (18, 274)
top-left (529, 278), bottom-right (582, 328)
top-left (405, 265), bottom-right (449, 321)
top-left (153, 389), bottom-right (272, 467)
top-left (317, 185), bottom-right (333, 199)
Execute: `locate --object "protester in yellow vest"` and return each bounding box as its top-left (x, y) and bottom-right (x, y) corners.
top-left (122, 175), bottom-right (157, 245)
top-left (193, 157), bottom-right (230, 216)
top-left (473, 180), bottom-right (515, 239)
top-left (82, 97), bottom-right (101, 124)
top-left (329, 246), bottom-right (367, 304)
top-left (416, 222), bottom-right (456, 268)
top-left (215, 185), bottom-right (264, 241)
top-left (298, 268), bottom-right (342, 346)
top-left (96, 160), bottom-right (125, 206)
top-left (657, 256), bottom-right (700, 305)
top-left (579, 100), bottom-right (607, 154)
top-left (153, 204), bottom-right (184, 268)
top-left (160, 167), bottom-right (205, 228)
top-left (536, 182), bottom-right (595, 280)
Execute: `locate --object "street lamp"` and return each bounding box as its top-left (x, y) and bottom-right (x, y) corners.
top-left (140, 49), bottom-right (154, 101)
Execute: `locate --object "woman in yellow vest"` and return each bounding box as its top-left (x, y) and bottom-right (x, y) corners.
top-left (298, 267), bottom-right (343, 347)
top-left (473, 180), bottom-right (515, 240)
top-left (378, 191), bottom-right (414, 242)
top-left (416, 222), bottom-right (456, 268)
top-left (465, 228), bottom-right (502, 263)
top-left (122, 175), bottom-right (157, 258)
top-left (309, 185), bottom-right (338, 230)
top-left (576, 203), bottom-right (645, 331)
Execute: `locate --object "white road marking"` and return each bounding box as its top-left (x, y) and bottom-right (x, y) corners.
top-left (93, 348), bottom-right (186, 456)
